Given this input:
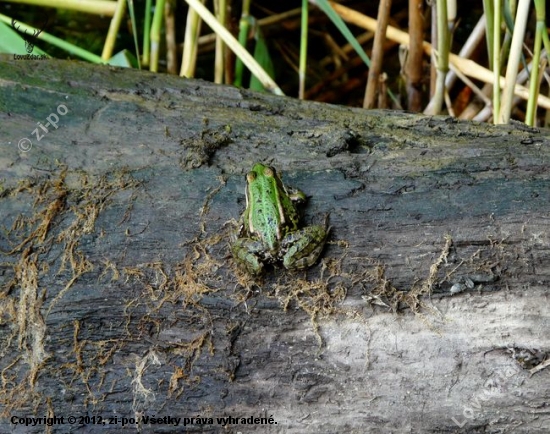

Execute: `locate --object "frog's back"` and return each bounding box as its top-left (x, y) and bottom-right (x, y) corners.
top-left (248, 180), bottom-right (282, 251)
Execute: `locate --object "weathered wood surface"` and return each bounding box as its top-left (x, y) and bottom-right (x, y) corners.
top-left (0, 59), bottom-right (549, 433)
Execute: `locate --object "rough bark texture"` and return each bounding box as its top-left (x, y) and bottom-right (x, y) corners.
top-left (0, 59), bottom-right (549, 433)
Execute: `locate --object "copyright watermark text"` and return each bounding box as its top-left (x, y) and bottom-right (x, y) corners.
top-left (16, 103), bottom-right (69, 152)
top-left (10, 413), bottom-right (278, 428)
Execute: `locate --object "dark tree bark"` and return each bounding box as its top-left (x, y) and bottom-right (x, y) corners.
top-left (0, 59), bottom-right (549, 433)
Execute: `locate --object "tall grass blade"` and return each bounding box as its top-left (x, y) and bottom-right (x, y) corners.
top-left (314, 0), bottom-right (371, 67)
top-left (249, 27), bottom-right (275, 91)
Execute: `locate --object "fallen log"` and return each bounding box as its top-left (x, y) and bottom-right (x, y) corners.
top-left (0, 59), bottom-right (549, 433)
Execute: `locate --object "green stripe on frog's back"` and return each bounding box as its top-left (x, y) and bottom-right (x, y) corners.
top-left (245, 164), bottom-right (303, 248)
top-left (246, 164), bottom-right (284, 251)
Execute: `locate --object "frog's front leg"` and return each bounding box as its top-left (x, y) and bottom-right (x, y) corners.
top-left (231, 237), bottom-right (266, 275)
top-left (281, 225), bottom-right (328, 271)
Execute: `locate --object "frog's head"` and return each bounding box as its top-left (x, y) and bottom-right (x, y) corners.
top-left (248, 163), bottom-right (275, 181)
top-left (245, 164), bottom-right (283, 197)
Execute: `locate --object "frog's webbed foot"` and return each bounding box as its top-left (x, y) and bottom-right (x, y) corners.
top-left (231, 237), bottom-right (265, 275)
top-left (281, 225), bottom-right (329, 271)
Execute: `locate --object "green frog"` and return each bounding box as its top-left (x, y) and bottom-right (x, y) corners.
top-left (232, 163), bottom-right (328, 275)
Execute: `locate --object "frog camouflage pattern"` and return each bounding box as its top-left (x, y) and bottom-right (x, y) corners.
top-left (231, 163), bottom-right (328, 275)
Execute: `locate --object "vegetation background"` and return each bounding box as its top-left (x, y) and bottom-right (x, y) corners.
top-left (1, 0), bottom-right (549, 125)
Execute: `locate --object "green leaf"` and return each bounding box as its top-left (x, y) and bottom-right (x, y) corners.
top-left (234, 15), bottom-right (253, 87)
top-left (249, 28), bottom-right (275, 91)
top-left (108, 49), bottom-right (139, 68)
top-left (314, 0), bottom-right (370, 67)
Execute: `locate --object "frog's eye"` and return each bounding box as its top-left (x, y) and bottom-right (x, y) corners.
top-left (263, 166), bottom-right (275, 177)
top-left (247, 172), bottom-right (256, 182)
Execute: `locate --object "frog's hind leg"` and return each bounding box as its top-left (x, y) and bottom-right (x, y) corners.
top-left (231, 238), bottom-right (265, 275)
top-left (281, 225), bottom-right (328, 271)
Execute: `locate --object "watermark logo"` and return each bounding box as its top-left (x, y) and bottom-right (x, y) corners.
top-left (451, 364), bottom-right (521, 428)
top-left (11, 17), bottom-right (49, 54)
top-left (16, 103), bottom-right (69, 152)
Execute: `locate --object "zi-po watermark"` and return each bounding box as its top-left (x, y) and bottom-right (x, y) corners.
top-left (16, 103), bottom-right (69, 152)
